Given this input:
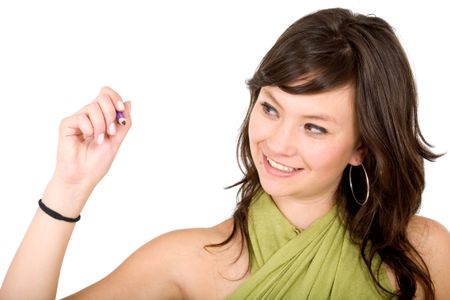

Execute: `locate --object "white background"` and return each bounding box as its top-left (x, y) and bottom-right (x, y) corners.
top-left (1, 0), bottom-right (448, 297)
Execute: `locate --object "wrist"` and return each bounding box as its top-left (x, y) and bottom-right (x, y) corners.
top-left (41, 177), bottom-right (93, 218)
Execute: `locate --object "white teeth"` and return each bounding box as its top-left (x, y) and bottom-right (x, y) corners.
top-left (267, 157), bottom-right (297, 172)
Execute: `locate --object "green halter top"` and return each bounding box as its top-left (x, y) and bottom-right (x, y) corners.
top-left (226, 191), bottom-right (395, 299)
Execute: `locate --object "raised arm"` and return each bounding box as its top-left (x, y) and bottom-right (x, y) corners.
top-left (0, 87), bottom-right (132, 299)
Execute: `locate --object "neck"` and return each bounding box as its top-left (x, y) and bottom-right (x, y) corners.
top-left (271, 192), bottom-right (336, 229)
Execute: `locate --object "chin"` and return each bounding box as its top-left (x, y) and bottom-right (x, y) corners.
top-left (259, 178), bottom-right (299, 199)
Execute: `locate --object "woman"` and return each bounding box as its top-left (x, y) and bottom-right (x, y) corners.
top-left (1, 7), bottom-right (449, 300)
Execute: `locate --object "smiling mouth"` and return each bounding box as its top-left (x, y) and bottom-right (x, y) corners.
top-left (265, 155), bottom-right (301, 173)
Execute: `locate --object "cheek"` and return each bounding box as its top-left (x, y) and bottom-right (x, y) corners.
top-left (248, 110), bottom-right (266, 147)
top-left (248, 110), bottom-right (272, 165)
top-left (300, 139), bottom-right (355, 171)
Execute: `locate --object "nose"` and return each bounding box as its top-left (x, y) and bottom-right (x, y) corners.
top-left (266, 122), bottom-right (298, 157)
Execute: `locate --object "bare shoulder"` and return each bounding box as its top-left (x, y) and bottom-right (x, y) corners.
top-left (407, 215), bottom-right (450, 298)
top-left (146, 218), bottom-right (246, 299)
top-left (151, 217), bottom-right (235, 249)
top-left (142, 217), bottom-right (237, 261)
top-left (66, 218), bottom-right (243, 300)
top-left (407, 215), bottom-right (450, 253)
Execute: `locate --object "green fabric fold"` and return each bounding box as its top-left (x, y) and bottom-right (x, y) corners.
top-left (226, 191), bottom-right (395, 299)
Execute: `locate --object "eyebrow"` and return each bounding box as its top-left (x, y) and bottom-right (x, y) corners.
top-left (261, 88), bottom-right (337, 124)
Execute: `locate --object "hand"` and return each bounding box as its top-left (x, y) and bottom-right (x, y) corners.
top-left (51, 86), bottom-right (132, 194)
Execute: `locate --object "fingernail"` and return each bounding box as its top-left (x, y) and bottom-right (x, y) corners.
top-left (117, 101), bottom-right (125, 111)
top-left (109, 122), bottom-right (116, 135)
top-left (97, 133), bottom-right (105, 145)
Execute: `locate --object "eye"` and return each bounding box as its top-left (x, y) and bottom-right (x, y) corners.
top-left (261, 101), bottom-right (278, 117)
top-left (304, 123), bottom-right (327, 135)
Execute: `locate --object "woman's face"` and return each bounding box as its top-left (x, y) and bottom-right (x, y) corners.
top-left (248, 84), bottom-right (364, 203)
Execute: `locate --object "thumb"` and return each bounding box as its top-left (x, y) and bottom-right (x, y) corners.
top-left (111, 100), bottom-right (132, 148)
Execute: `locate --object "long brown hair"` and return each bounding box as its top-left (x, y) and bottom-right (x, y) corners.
top-left (212, 8), bottom-right (441, 299)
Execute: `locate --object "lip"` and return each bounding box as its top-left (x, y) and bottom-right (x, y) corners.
top-left (262, 154), bottom-right (303, 178)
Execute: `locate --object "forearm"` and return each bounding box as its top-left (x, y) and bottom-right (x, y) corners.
top-left (0, 180), bottom-right (91, 300)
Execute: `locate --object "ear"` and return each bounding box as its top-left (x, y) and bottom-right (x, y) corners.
top-left (349, 143), bottom-right (367, 166)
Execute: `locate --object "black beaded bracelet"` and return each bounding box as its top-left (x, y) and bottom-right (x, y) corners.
top-left (38, 199), bottom-right (81, 223)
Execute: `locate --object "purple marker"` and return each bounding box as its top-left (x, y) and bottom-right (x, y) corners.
top-left (116, 111), bottom-right (126, 125)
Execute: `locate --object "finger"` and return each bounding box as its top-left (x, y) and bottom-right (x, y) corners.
top-left (96, 93), bottom-right (118, 136)
top-left (100, 86), bottom-right (125, 112)
top-left (111, 101), bottom-right (132, 150)
top-left (84, 102), bottom-right (106, 145)
top-left (115, 99), bottom-right (131, 127)
top-left (77, 114), bottom-right (94, 140)
top-left (59, 113), bottom-right (93, 141)
top-left (123, 100), bottom-right (132, 127)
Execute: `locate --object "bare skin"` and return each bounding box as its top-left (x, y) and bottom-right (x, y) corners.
top-left (62, 219), bottom-right (249, 299)
top-left (66, 214), bottom-right (450, 299)
top-left (70, 216), bottom-right (450, 299)
top-left (1, 87), bottom-right (449, 299)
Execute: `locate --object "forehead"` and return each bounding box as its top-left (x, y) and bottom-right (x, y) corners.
top-left (260, 85), bottom-right (356, 124)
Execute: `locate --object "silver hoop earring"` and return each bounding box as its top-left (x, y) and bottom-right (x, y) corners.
top-left (349, 164), bottom-right (370, 205)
